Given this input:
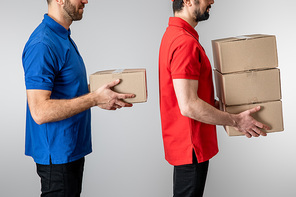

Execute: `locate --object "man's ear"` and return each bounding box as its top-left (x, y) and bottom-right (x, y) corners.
top-left (55, 0), bottom-right (65, 6)
top-left (183, 0), bottom-right (193, 7)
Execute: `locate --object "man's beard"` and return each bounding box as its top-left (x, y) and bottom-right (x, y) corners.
top-left (194, 5), bottom-right (211, 22)
top-left (64, 0), bottom-right (83, 21)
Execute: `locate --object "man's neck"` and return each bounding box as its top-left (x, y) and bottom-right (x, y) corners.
top-left (48, 7), bottom-right (72, 30)
top-left (174, 13), bottom-right (198, 28)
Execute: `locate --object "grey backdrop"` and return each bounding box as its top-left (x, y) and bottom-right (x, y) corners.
top-left (1, 0), bottom-right (295, 196)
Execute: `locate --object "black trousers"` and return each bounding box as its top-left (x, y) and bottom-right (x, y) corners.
top-left (173, 152), bottom-right (209, 197)
top-left (36, 157), bottom-right (85, 197)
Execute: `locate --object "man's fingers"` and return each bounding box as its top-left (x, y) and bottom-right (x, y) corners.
top-left (248, 126), bottom-right (268, 137)
top-left (106, 79), bottom-right (121, 89)
top-left (114, 104), bottom-right (122, 109)
top-left (237, 123), bottom-right (268, 138)
top-left (253, 121), bottom-right (263, 129)
top-left (252, 124), bottom-right (268, 136)
top-left (117, 93), bottom-right (136, 100)
top-left (245, 132), bottom-right (252, 138)
top-left (260, 130), bottom-right (267, 136)
top-left (262, 124), bottom-right (271, 130)
top-left (116, 99), bottom-right (133, 107)
top-left (250, 127), bottom-right (261, 137)
top-left (254, 120), bottom-right (271, 130)
top-left (248, 106), bottom-right (261, 114)
top-left (238, 128), bottom-right (252, 138)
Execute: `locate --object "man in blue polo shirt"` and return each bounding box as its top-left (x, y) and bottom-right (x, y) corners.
top-left (22, 0), bottom-right (135, 196)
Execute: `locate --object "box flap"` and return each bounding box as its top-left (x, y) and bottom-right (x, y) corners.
top-left (212, 34), bottom-right (275, 43)
top-left (91, 68), bottom-right (146, 76)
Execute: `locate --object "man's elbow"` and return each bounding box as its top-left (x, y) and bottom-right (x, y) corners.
top-left (180, 105), bottom-right (193, 118)
top-left (31, 111), bottom-right (46, 125)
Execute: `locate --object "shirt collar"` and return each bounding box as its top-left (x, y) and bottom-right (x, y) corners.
top-left (168, 17), bottom-right (199, 41)
top-left (43, 14), bottom-right (71, 39)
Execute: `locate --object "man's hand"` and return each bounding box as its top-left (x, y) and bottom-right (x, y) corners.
top-left (93, 79), bottom-right (135, 110)
top-left (232, 106), bottom-right (270, 138)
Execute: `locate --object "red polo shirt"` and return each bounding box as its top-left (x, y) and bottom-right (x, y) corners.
top-left (159, 17), bottom-right (218, 166)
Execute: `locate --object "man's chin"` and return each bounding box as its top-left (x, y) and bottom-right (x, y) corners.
top-left (73, 15), bottom-right (83, 21)
top-left (196, 14), bottom-right (210, 22)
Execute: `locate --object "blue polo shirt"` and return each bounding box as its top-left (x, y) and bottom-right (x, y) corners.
top-left (22, 14), bottom-right (92, 165)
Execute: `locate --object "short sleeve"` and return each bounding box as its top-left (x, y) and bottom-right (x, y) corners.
top-left (170, 36), bottom-right (201, 80)
top-left (22, 43), bottom-right (57, 91)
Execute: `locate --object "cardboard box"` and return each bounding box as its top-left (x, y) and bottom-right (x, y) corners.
top-left (214, 68), bottom-right (281, 106)
top-left (222, 100), bottom-right (284, 136)
top-left (212, 34), bottom-right (278, 74)
top-left (89, 68), bottom-right (147, 103)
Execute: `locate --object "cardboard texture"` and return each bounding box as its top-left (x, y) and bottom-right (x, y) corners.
top-left (89, 68), bottom-right (147, 103)
top-left (212, 34), bottom-right (278, 74)
top-left (222, 101), bottom-right (284, 136)
top-left (214, 68), bottom-right (282, 106)
top-left (212, 34), bottom-right (284, 136)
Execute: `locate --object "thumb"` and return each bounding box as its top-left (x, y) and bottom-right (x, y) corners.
top-left (106, 79), bottom-right (120, 89)
top-left (248, 106), bottom-right (261, 114)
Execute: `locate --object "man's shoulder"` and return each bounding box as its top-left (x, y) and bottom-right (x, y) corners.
top-left (23, 22), bottom-right (68, 63)
top-left (26, 24), bottom-right (50, 47)
top-left (165, 26), bottom-right (198, 46)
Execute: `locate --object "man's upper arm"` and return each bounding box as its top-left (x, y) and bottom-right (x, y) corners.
top-left (26, 89), bottom-right (52, 124)
top-left (173, 79), bottom-right (199, 115)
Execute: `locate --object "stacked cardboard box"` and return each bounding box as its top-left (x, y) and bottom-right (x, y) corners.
top-left (212, 34), bottom-right (284, 136)
top-left (89, 68), bottom-right (147, 103)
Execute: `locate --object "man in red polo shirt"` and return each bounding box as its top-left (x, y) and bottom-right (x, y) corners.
top-left (159, 0), bottom-right (270, 196)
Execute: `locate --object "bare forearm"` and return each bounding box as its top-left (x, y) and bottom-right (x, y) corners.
top-left (182, 98), bottom-right (236, 127)
top-left (31, 93), bottom-right (96, 125)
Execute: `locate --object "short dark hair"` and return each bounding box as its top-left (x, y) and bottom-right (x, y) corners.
top-left (47, 0), bottom-right (52, 4)
top-left (173, 0), bottom-right (200, 13)
top-left (173, 0), bottom-right (184, 13)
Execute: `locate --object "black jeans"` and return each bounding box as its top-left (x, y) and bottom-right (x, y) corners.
top-left (36, 157), bottom-right (85, 197)
top-left (173, 152), bottom-right (209, 197)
